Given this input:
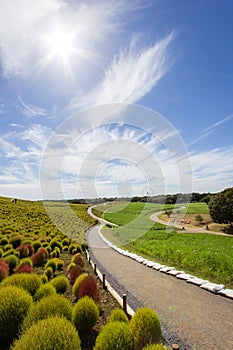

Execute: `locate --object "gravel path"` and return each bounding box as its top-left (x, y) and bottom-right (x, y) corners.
top-left (87, 224), bottom-right (233, 350)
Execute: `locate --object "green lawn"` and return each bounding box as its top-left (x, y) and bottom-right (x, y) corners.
top-left (98, 201), bottom-right (233, 288)
top-left (175, 202), bottom-right (209, 214)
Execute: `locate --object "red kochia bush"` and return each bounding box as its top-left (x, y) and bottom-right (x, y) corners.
top-left (67, 264), bottom-right (83, 283)
top-left (31, 248), bottom-right (48, 267)
top-left (78, 275), bottom-right (100, 302)
top-left (14, 264), bottom-right (32, 274)
top-left (0, 259), bottom-right (9, 281)
top-left (25, 244), bottom-right (34, 256)
top-left (15, 245), bottom-right (29, 258)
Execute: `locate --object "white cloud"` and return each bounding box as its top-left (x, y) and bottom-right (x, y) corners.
top-left (189, 114), bottom-right (233, 146)
top-left (0, 0), bottom-right (64, 77)
top-left (72, 32), bottom-right (174, 108)
top-left (16, 97), bottom-right (48, 118)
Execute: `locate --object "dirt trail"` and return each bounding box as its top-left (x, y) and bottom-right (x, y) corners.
top-left (150, 211), bottom-right (230, 236)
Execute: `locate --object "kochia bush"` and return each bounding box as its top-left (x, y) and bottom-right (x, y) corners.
top-left (3, 254), bottom-right (18, 274)
top-left (1, 273), bottom-right (41, 296)
top-left (49, 275), bottom-right (69, 294)
top-left (22, 294), bottom-right (73, 332)
top-left (34, 283), bottom-right (57, 302)
top-left (0, 258), bottom-right (9, 281)
top-left (72, 272), bottom-right (88, 298)
top-left (11, 317), bottom-right (81, 350)
top-left (0, 285), bottom-right (32, 345)
top-left (94, 321), bottom-right (134, 350)
top-left (109, 309), bottom-right (129, 324)
top-left (78, 275), bottom-right (100, 302)
top-left (129, 307), bottom-right (162, 350)
top-left (72, 296), bottom-right (99, 333)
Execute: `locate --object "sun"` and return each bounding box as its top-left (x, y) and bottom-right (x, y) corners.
top-left (43, 25), bottom-right (77, 65)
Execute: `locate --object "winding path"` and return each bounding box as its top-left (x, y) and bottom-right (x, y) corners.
top-left (87, 207), bottom-right (233, 349)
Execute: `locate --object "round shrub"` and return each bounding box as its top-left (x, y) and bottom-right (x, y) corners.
top-left (63, 245), bottom-right (68, 251)
top-left (25, 243), bottom-right (34, 256)
top-left (72, 253), bottom-right (84, 267)
top-left (3, 248), bottom-right (15, 257)
top-left (1, 273), bottom-right (42, 296)
top-left (49, 275), bottom-right (69, 294)
top-left (34, 283), bottom-right (57, 301)
top-left (68, 243), bottom-right (81, 254)
top-left (0, 285), bottom-right (32, 344)
top-left (0, 236), bottom-right (9, 246)
top-left (50, 238), bottom-right (63, 251)
top-left (109, 309), bottom-right (129, 323)
top-left (11, 317), bottom-right (81, 350)
top-left (129, 307), bottom-right (162, 350)
top-left (94, 321), bottom-right (134, 350)
top-left (72, 272), bottom-right (88, 298)
top-left (78, 275), bottom-right (100, 302)
top-left (50, 250), bottom-right (57, 258)
top-left (67, 264), bottom-right (83, 283)
top-left (53, 258), bottom-right (64, 270)
top-left (22, 294), bottom-right (73, 332)
top-left (142, 344), bottom-right (170, 350)
top-left (9, 235), bottom-right (22, 248)
top-left (62, 237), bottom-right (70, 246)
top-left (15, 245), bottom-right (29, 258)
top-left (0, 258), bottom-right (9, 281)
top-left (0, 247), bottom-right (3, 258)
top-left (40, 274), bottom-right (48, 284)
top-left (45, 259), bottom-right (57, 272)
top-left (3, 243), bottom-right (13, 251)
top-left (4, 254), bottom-right (18, 273)
top-left (31, 247), bottom-right (48, 266)
top-left (18, 257), bottom-right (33, 268)
top-left (31, 240), bottom-right (41, 252)
top-left (72, 295), bottom-right (99, 334)
top-left (44, 267), bottom-right (53, 280)
top-left (14, 264), bottom-right (32, 274)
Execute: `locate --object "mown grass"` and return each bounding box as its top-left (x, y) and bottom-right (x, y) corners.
top-left (98, 202), bottom-right (233, 288)
top-left (175, 202), bottom-right (209, 214)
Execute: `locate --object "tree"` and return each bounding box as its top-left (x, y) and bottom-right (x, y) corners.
top-left (195, 214), bottom-right (204, 225)
top-left (208, 187), bottom-right (233, 225)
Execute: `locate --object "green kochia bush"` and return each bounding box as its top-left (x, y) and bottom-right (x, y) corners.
top-left (109, 309), bottom-right (129, 323)
top-left (72, 295), bottom-right (99, 334)
top-left (72, 272), bottom-right (88, 298)
top-left (44, 267), bottom-right (53, 280)
top-left (45, 259), bottom-right (57, 272)
top-left (22, 294), bottom-right (72, 332)
top-left (4, 254), bottom-right (19, 274)
top-left (1, 273), bottom-right (42, 296)
top-left (11, 317), bottom-right (81, 350)
top-left (94, 321), bottom-right (134, 350)
top-left (34, 283), bottom-right (57, 301)
top-left (0, 286), bottom-right (32, 345)
top-left (129, 307), bottom-right (162, 350)
top-left (49, 275), bottom-right (69, 294)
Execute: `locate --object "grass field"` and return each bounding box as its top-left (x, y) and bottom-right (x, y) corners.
top-left (97, 202), bottom-right (233, 288)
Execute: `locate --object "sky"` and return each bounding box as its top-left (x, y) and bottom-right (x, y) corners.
top-left (0, 0), bottom-right (233, 200)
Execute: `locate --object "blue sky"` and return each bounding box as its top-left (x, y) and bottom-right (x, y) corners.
top-left (0, 0), bottom-right (232, 200)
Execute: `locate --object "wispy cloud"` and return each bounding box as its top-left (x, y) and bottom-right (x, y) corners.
top-left (189, 114), bottom-right (233, 146)
top-left (71, 32), bottom-right (174, 108)
top-left (16, 97), bottom-right (48, 118)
